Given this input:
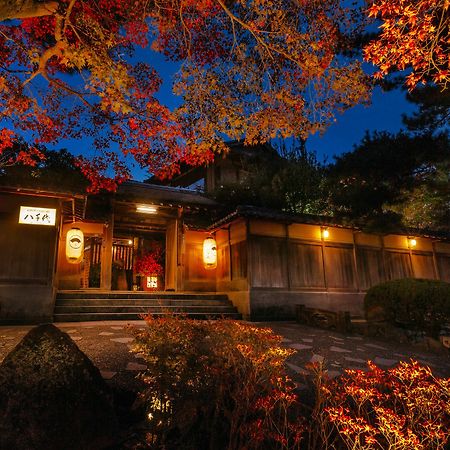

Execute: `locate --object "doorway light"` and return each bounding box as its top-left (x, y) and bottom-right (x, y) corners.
top-left (136, 204), bottom-right (158, 214)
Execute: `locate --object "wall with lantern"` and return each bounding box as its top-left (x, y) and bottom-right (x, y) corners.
top-left (182, 230), bottom-right (217, 291)
top-left (56, 221), bottom-right (104, 290)
top-left (234, 218), bottom-right (450, 320)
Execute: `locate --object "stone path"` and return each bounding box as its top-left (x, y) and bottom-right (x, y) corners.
top-left (1, 321), bottom-right (449, 393)
top-left (261, 322), bottom-right (450, 384)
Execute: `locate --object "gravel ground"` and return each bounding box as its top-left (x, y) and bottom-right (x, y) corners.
top-left (1, 320), bottom-right (449, 394)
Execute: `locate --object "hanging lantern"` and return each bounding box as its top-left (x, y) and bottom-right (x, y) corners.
top-left (66, 228), bottom-right (84, 264)
top-left (203, 236), bottom-right (217, 269)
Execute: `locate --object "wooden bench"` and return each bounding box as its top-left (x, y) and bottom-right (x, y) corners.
top-left (295, 304), bottom-right (351, 333)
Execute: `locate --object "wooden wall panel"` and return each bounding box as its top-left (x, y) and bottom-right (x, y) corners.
top-left (230, 221), bottom-right (247, 243)
top-left (217, 244), bottom-right (230, 280)
top-left (249, 220), bottom-right (285, 238)
top-left (435, 242), bottom-right (450, 254)
top-left (413, 238), bottom-right (433, 252)
top-left (184, 242), bottom-right (213, 281)
top-left (384, 235), bottom-right (408, 249)
top-left (288, 223), bottom-right (320, 241)
top-left (251, 238), bottom-right (287, 288)
top-left (231, 241), bottom-right (247, 280)
top-left (216, 229), bottom-right (228, 246)
top-left (0, 195), bottom-right (57, 284)
top-left (354, 233), bottom-right (381, 248)
top-left (289, 243), bottom-right (325, 288)
top-left (411, 253), bottom-right (436, 279)
top-left (325, 227), bottom-right (353, 244)
top-left (356, 247), bottom-right (385, 290)
top-left (436, 255), bottom-right (450, 282)
top-left (324, 246), bottom-right (356, 289)
top-left (385, 251), bottom-right (413, 280)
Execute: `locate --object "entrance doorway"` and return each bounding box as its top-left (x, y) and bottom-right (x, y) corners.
top-left (83, 236), bottom-right (102, 288)
top-left (112, 232), bottom-right (165, 291)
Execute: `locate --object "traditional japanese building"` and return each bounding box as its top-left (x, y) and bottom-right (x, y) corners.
top-left (1, 155), bottom-right (450, 324)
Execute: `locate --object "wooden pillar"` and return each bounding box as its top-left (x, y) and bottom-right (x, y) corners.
top-left (228, 226), bottom-right (233, 281)
top-left (165, 219), bottom-right (178, 291)
top-left (320, 229), bottom-right (328, 291)
top-left (351, 231), bottom-right (360, 291)
top-left (101, 207), bottom-right (114, 290)
top-left (431, 240), bottom-right (441, 280)
top-left (285, 223), bottom-right (291, 290)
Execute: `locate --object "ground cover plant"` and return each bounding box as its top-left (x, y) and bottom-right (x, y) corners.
top-left (129, 316), bottom-right (450, 450)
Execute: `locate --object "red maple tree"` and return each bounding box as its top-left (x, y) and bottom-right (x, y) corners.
top-left (364, 0), bottom-right (449, 90)
top-left (0, 0), bottom-right (370, 191)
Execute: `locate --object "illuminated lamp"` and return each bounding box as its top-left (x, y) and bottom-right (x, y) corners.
top-left (66, 228), bottom-right (84, 264)
top-left (408, 237), bottom-right (417, 248)
top-left (136, 204), bottom-right (157, 214)
top-left (128, 239), bottom-right (133, 245)
top-left (146, 276), bottom-right (158, 289)
top-left (203, 236), bottom-right (217, 269)
top-left (321, 227), bottom-right (330, 239)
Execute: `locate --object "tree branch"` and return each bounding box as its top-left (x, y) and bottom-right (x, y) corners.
top-left (0, 0), bottom-right (58, 20)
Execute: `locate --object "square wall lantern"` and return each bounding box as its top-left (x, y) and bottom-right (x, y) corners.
top-left (408, 237), bottom-right (417, 248)
top-left (321, 227), bottom-right (330, 239)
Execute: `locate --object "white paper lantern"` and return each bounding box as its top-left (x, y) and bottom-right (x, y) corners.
top-left (66, 228), bottom-right (84, 264)
top-left (203, 236), bottom-right (217, 269)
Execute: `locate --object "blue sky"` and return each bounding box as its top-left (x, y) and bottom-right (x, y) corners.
top-left (140, 51), bottom-right (418, 177)
top-left (307, 85), bottom-right (417, 164)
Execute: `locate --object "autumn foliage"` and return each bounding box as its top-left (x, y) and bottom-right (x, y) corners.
top-left (0, 0), bottom-right (369, 191)
top-left (129, 316), bottom-right (450, 450)
top-left (130, 317), bottom-right (303, 449)
top-left (310, 360), bottom-right (450, 450)
top-left (364, 0), bottom-right (450, 89)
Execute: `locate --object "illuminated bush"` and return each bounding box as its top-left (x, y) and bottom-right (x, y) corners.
top-left (130, 317), bottom-right (304, 449)
top-left (308, 360), bottom-right (450, 450)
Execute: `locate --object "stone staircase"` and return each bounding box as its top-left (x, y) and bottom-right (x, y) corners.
top-left (53, 291), bottom-right (242, 322)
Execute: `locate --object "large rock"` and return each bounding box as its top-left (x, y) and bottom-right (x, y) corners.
top-left (0, 324), bottom-right (118, 450)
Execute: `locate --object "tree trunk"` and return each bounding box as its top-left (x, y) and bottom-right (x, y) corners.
top-left (0, 0), bottom-right (58, 20)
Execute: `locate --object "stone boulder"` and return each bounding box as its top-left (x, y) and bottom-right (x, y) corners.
top-left (0, 324), bottom-right (118, 450)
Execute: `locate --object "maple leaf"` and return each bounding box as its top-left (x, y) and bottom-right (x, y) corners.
top-left (0, 0), bottom-right (369, 192)
top-left (364, 0), bottom-right (450, 90)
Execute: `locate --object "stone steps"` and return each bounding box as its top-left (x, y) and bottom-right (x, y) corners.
top-left (56, 299), bottom-right (229, 307)
top-left (53, 291), bottom-right (241, 322)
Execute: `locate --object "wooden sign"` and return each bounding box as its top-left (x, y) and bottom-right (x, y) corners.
top-left (18, 206), bottom-right (56, 226)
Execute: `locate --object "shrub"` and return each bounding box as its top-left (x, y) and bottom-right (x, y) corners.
top-left (130, 316), bottom-right (304, 450)
top-left (364, 278), bottom-right (450, 336)
top-left (308, 360), bottom-right (450, 450)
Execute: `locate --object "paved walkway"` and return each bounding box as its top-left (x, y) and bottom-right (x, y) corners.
top-left (1, 321), bottom-right (449, 392)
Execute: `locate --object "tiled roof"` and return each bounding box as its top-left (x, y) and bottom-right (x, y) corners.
top-left (116, 181), bottom-right (217, 208)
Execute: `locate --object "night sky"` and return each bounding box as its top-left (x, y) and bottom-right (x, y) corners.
top-left (60, 49), bottom-right (419, 181)
top-left (131, 52), bottom-right (418, 179)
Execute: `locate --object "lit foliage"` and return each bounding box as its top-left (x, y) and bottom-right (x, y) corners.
top-left (309, 360), bottom-right (450, 450)
top-left (130, 316), bottom-right (304, 449)
top-left (0, 0), bottom-right (369, 191)
top-left (364, 0), bottom-right (450, 89)
top-left (134, 245), bottom-right (164, 277)
top-left (308, 361), bottom-right (450, 450)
